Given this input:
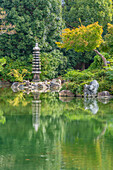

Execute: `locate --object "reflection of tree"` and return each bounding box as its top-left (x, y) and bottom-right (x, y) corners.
top-left (0, 91), bottom-right (113, 169)
top-left (0, 109), bottom-right (5, 124)
top-left (8, 92), bottom-right (30, 107)
top-left (0, 113), bottom-right (112, 170)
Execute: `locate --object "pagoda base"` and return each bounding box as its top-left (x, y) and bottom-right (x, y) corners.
top-left (32, 73), bottom-right (40, 82)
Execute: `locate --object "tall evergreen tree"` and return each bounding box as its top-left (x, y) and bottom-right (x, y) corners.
top-left (63, 0), bottom-right (112, 28)
top-left (0, 0), bottom-right (63, 60)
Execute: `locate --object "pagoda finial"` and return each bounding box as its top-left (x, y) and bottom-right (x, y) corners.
top-left (33, 42), bottom-right (40, 51)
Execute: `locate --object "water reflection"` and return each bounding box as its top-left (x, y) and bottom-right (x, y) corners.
top-left (1, 88), bottom-right (113, 169)
top-left (84, 98), bottom-right (99, 114)
top-left (98, 97), bottom-right (111, 104)
top-left (32, 92), bottom-right (41, 132)
top-left (84, 97), bottom-right (112, 114)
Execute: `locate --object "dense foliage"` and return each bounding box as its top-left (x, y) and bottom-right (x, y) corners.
top-left (63, 0), bottom-right (112, 28)
top-left (0, 0), bottom-right (64, 80)
top-left (0, 7), bottom-right (16, 35)
top-left (56, 22), bottom-right (108, 66)
top-left (56, 22), bottom-right (103, 52)
top-left (40, 50), bottom-right (67, 80)
top-left (62, 53), bottom-right (113, 95)
top-left (61, 0), bottom-right (113, 69)
top-left (0, 0), bottom-right (113, 90)
top-left (0, 57), bottom-right (6, 72)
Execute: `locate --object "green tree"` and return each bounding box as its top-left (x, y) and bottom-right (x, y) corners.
top-left (0, 0), bottom-right (63, 60)
top-left (63, 0), bottom-right (112, 28)
top-left (0, 0), bottom-right (64, 81)
top-left (103, 23), bottom-right (113, 56)
top-left (40, 50), bottom-right (67, 80)
top-left (56, 22), bottom-right (107, 66)
top-left (61, 0), bottom-right (112, 69)
top-left (0, 8), bottom-right (16, 35)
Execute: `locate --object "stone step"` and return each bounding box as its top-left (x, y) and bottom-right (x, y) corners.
top-left (32, 68), bottom-right (41, 70)
top-left (32, 65), bottom-right (41, 67)
top-left (33, 58), bottom-right (40, 59)
top-left (33, 59), bottom-right (40, 61)
top-left (32, 71), bottom-right (41, 74)
top-left (33, 57), bottom-right (40, 58)
top-left (32, 61), bottom-right (41, 65)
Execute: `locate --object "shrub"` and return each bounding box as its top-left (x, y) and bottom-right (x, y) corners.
top-left (88, 52), bottom-right (111, 70)
top-left (62, 68), bottom-right (113, 95)
top-left (40, 50), bottom-right (67, 80)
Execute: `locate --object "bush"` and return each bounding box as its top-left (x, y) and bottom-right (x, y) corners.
top-left (0, 57), bottom-right (32, 82)
top-left (62, 68), bottom-right (113, 95)
top-left (40, 50), bottom-right (67, 80)
top-left (88, 52), bottom-right (111, 70)
top-left (0, 50), bottom-right (67, 82)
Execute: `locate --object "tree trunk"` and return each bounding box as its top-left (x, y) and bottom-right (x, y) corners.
top-left (81, 62), bottom-right (85, 71)
top-left (93, 49), bottom-right (107, 66)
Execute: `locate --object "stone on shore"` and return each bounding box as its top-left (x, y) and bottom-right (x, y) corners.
top-left (59, 90), bottom-right (75, 97)
top-left (98, 91), bottom-right (111, 98)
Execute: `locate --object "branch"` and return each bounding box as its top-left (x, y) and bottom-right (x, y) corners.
top-left (93, 49), bottom-right (107, 66)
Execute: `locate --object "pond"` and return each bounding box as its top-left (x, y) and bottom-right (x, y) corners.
top-left (0, 88), bottom-right (113, 170)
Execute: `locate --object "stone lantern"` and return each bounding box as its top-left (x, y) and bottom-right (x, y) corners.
top-left (32, 43), bottom-right (41, 82)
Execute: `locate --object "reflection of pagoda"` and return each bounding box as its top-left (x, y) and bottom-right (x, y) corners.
top-left (32, 93), bottom-right (41, 132)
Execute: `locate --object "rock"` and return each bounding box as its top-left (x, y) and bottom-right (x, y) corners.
top-left (11, 82), bottom-right (19, 92)
top-left (76, 93), bottom-right (82, 97)
top-left (18, 84), bottom-right (24, 90)
top-left (0, 81), bottom-right (11, 87)
top-left (23, 80), bottom-right (30, 86)
top-left (59, 96), bottom-right (74, 102)
top-left (84, 80), bottom-right (99, 97)
top-left (50, 79), bottom-right (61, 91)
top-left (98, 91), bottom-right (111, 98)
top-left (59, 90), bottom-right (75, 97)
top-left (51, 79), bottom-right (61, 84)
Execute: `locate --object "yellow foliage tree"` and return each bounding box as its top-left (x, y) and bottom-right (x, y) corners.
top-left (56, 22), bottom-right (107, 66)
top-left (9, 69), bottom-right (29, 82)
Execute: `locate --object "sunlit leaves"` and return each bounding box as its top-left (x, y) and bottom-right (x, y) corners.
top-left (8, 92), bottom-right (29, 107)
top-left (0, 58), bottom-right (6, 71)
top-left (56, 22), bottom-right (103, 52)
top-left (9, 69), bottom-right (29, 82)
top-left (0, 109), bottom-right (6, 124)
top-left (0, 8), bottom-right (16, 35)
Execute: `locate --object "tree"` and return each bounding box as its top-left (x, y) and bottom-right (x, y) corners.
top-left (56, 22), bottom-right (107, 66)
top-left (0, 0), bottom-right (64, 81)
top-left (103, 23), bottom-right (113, 56)
top-left (0, 8), bottom-right (16, 35)
top-left (63, 0), bottom-right (112, 28)
top-left (0, 0), bottom-right (63, 60)
top-left (61, 0), bottom-right (112, 69)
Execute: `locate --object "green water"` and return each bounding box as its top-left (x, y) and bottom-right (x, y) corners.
top-left (0, 89), bottom-right (113, 170)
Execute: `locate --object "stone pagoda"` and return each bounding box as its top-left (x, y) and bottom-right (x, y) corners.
top-left (32, 43), bottom-right (41, 82)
